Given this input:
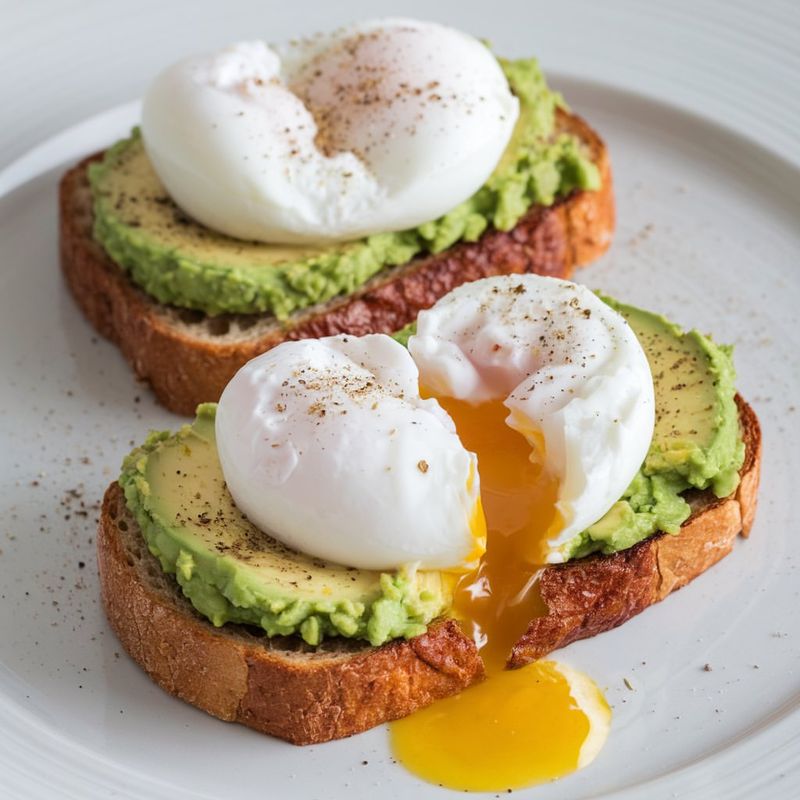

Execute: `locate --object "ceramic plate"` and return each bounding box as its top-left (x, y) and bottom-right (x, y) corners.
top-left (1, 70), bottom-right (799, 800)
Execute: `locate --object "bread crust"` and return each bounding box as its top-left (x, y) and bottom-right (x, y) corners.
top-left (60, 110), bottom-right (614, 415)
top-left (508, 396), bottom-right (761, 666)
top-left (98, 483), bottom-right (484, 745)
top-left (98, 399), bottom-right (759, 742)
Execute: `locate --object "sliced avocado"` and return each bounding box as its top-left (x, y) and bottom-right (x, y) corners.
top-left (616, 302), bottom-right (744, 495)
top-left (393, 300), bottom-right (745, 562)
top-left (561, 299), bottom-right (745, 560)
top-left (120, 404), bottom-right (452, 646)
top-left (90, 57), bottom-right (600, 318)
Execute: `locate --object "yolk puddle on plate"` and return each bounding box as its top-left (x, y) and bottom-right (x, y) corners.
top-left (391, 398), bottom-right (610, 792)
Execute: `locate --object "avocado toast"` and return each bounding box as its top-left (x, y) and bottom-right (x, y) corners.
top-left (60, 59), bottom-right (613, 416)
top-left (96, 290), bottom-right (760, 745)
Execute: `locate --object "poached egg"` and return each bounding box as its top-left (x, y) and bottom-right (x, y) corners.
top-left (392, 275), bottom-right (647, 790)
top-left (141, 19), bottom-right (519, 244)
top-left (409, 274), bottom-right (656, 562)
top-left (215, 333), bottom-right (485, 571)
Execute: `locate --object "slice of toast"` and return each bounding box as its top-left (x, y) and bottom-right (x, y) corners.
top-left (61, 110), bottom-right (614, 416)
top-left (97, 397), bottom-right (759, 745)
top-left (98, 482), bottom-right (484, 746)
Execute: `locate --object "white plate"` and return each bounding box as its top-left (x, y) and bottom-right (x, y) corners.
top-left (1, 75), bottom-right (800, 799)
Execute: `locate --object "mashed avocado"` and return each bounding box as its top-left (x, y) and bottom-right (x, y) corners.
top-left (120, 404), bottom-right (452, 646)
top-left (90, 58), bottom-right (599, 318)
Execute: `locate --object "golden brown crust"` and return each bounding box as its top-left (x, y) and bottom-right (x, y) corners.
top-left (508, 396), bottom-right (761, 667)
top-left (60, 110), bottom-right (614, 415)
top-left (97, 483), bottom-right (484, 745)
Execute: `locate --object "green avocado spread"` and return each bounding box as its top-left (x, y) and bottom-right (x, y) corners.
top-left (90, 57), bottom-right (600, 318)
top-left (120, 404), bottom-right (452, 646)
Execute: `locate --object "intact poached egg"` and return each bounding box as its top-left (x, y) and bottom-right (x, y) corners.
top-left (215, 333), bottom-right (485, 571)
top-left (141, 19), bottom-right (519, 244)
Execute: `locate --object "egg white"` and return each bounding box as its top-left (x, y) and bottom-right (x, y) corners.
top-left (215, 334), bottom-right (482, 571)
top-left (141, 19), bottom-right (518, 244)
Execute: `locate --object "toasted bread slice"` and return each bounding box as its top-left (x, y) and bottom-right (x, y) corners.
top-left (97, 482), bottom-right (484, 745)
top-left (61, 110), bottom-right (614, 416)
top-left (97, 397), bottom-right (759, 744)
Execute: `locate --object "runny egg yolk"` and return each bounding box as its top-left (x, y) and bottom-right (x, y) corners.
top-left (391, 397), bottom-right (610, 792)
